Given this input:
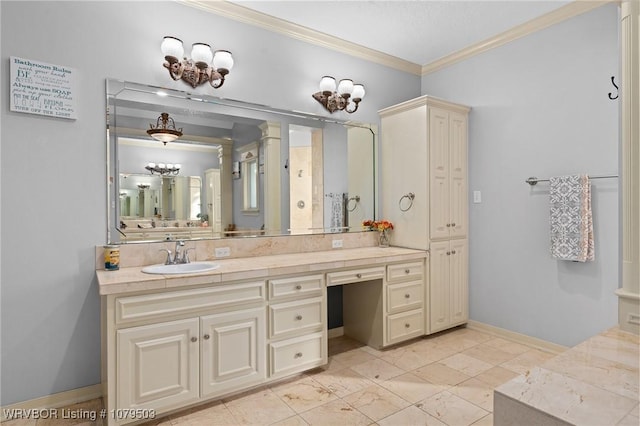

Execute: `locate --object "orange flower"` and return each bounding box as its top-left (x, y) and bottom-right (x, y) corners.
top-left (363, 219), bottom-right (394, 231)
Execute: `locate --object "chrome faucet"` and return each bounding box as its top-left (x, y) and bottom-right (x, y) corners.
top-left (159, 240), bottom-right (193, 265)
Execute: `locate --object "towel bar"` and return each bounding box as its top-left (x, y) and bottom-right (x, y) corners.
top-left (526, 174), bottom-right (618, 186)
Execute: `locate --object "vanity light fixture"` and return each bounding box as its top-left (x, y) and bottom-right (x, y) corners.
top-left (312, 76), bottom-right (365, 114)
top-left (145, 162), bottom-right (181, 176)
top-left (161, 36), bottom-right (234, 89)
top-left (147, 112), bottom-right (183, 145)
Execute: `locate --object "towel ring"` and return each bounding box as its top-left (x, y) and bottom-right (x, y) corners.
top-left (346, 195), bottom-right (360, 212)
top-left (399, 192), bottom-right (415, 212)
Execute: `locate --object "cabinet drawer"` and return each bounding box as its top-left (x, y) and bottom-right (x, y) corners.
top-left (268, 275), bottom-right (323, 301)
top-left (387, 261), bottom-right (424, 283)
top-left (116, 281), bottom-right (265, 324)
top-left (269, 332), bottom-right (325, 378)
top-left (269, 297), bottom-right (323, 339)
top-left (387, 281), bottom-right (423, 314)
top-left (326, 267), bottom-right (385, 287)
top-left (386, 309), bottom-right (424, 346)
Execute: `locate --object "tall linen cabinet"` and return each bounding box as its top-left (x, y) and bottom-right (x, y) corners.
top-left (379, 96), bottom-right (470, 335)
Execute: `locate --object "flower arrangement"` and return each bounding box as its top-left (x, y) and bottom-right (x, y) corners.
top-left (362, 219), bottom-right (394, 232)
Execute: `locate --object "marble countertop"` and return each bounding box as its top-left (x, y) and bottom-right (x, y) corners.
top-left (97, 247), bottom-right (428, 296)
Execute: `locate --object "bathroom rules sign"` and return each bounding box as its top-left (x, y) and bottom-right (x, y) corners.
top-left (9, 56), bottom-right (77, 119)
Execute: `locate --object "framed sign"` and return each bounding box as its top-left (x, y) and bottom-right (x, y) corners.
top-left (9, 56), bottom-right (77, 119)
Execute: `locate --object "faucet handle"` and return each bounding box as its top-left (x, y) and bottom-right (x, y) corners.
top-left (183, 248), bottom-right (195, 264)
top-left (159, 248), bottom-right (172, 265)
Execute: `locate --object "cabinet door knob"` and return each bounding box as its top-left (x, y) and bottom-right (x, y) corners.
top-left (203, 334), bottom-right (210, 340)
top-left (191, 337), bottom-right (198, 342)
top-left (404, 269), bottom-right (410, 274)
top-left (446, 223), bottom-right (451, 227)
top-left (451, 249), bottom-right (456, 255)
top-left (295, 315), bottom-right (303, 321)
top-left (294, 352), bottom-right (303, 358)
top-left (451, 222), bottom-right (456, 227)
top-left (404, 294), bottom-right (411, 299)
top-left (356, 273), bottom-right (362, 279)
top-left (446, 251), bottom-right (451, 255)
top-left (405, 323), bottom-right (411, 328)
top-left (295, 284), bottom-right (302, 290)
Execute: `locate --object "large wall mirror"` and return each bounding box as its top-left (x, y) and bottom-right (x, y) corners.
top-left (106, 79), bottom-right (376, 244)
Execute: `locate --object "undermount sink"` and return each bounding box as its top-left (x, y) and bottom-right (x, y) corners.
top-left (141, 262), bottom-right (220, 275)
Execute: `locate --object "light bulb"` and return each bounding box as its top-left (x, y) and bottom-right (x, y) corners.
top-left (161, 36), bottom-right (184, 59)
top-left (337, 79), bottom-right (354, 96)
top-left (319, 76), bottom-right (336, 93)
top-left (191, 43), bottom-right (213, 64)
top-left (213, 50), bottom-right (234, 71)
top-left (352, 84), bottom-right (365, 100)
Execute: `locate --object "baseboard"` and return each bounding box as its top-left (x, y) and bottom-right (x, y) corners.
top-left (328, 326), bottom-right (344, 339)
top-left (466, 320), bottom-right (567, 355)
top-left (1, 384), bottom-right (102, 421)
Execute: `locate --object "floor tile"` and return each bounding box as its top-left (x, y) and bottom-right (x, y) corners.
top-left (473, 366), bottom-right (521, 388)
top-left (349, 358), bottom-right (406, 381)
top-left (462, 342), bottom-right (519, 365)
top-left (416, 391), bottom-right (489, 426)
top-left (271, 376), bottom-right (337, 413)
top-left (484, 337), bottom-right (532, 355)
top-left (223, 388), bottom-right (296, 424)
top-left (450, 377), bottom-right (494, 411)
top-left (413, 362), bottom-right (471, 386)
top-left (439, 353), bottom-right (494, 377)
top-left (330, 347), bottom-right (377, 368)
top-left (377, 405), bottom-right (446, 426)
top-left (342, 383), bottom-right (411, 421)
top-left (471, 413), bottom-right (493, 426)
top-left (310, 367), bottom-right (374, 398)
top-left (269, 415), bottom-right (309, 426)
top-left (298, 400), bottom-right (372, 426)
top-left (169, 400), bottom-right (238, 425)
top-left (376, 372), bottom-right (446, 403)
top-left (379, 345), bottom-right (434, 371)
top-left (501, 348), bottom-right (555, 375)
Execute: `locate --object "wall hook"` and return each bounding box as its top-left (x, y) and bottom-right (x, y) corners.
top-left (608, 76), bottom-right (619, 100)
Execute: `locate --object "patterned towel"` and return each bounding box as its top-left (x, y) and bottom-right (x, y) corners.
top-left (329, 193), bottom-right (344, 233)
top-left (549, 175), bottom-right (594, 262)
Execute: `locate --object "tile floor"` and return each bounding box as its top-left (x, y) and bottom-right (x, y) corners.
top-left (2, 326), bottom-right (558, 426)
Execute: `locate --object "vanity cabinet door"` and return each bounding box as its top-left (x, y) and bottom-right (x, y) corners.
top-left (117, 318), bottom-right (199, 411)
top-left (428, 239), bottom-right (468, 334)
top-left (200, 307), bottom-right (266, 398)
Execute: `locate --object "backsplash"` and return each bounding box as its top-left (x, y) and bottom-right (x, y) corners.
top-left (95, 232), bottom-right (378, 270)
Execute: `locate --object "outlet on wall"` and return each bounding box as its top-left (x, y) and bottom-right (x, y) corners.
top-left (215, 247), bottom-right (231, 257)
top-left (332, 239), bottom-right (343, 249)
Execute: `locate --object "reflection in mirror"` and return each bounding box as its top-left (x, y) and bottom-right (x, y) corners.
top-left (106, 79), bottom-right (376, 244)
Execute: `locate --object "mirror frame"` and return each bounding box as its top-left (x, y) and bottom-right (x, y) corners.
top-left (106, 79), bottom-right (377, 244)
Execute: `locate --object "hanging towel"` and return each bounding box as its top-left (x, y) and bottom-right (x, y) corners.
top-left (549, 174), bottom-right (594, 262)
top-left (329, 193), bottom-right (344, 233)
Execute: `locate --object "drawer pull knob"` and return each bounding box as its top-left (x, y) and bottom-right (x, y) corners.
top-left (191, 337), bottom-right (198, 342)
top-left (203, 334), bottom-right (210, 340)
top-left (405, 294), bottom-right (411, 299)
top-left (295, 352), bottom-right (303, 358)
top-left (295, 315), bottom-right (303, 320)
top-left (405, 323), bottom-right (411, 328)
top-left (405, 269), bottom-right (410, 274)
top-left (356, 273), bottom-right (362, 279)
top-left (295, 285), bottom-right (302, 290)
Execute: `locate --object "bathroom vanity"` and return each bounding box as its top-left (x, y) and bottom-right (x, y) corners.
top-left (98, 246), bottom-right (428, 424)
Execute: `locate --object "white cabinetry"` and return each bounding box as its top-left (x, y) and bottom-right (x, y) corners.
top-left (106, 281), bottom-right (267, 423)
top-left (267, 275), bottom-right (327, 379)
top-left (339, 261), bottom-right (425, 349)
top-left (428, 239), bottom-right (468, 334)
top-left (380, 96), bottom-right (469, 335)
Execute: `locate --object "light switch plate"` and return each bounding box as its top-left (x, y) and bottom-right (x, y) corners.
top-left (473, 191), bottom-right (482, 204)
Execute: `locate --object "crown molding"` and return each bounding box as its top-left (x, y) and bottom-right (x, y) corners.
top-left (180, 0), bottom-right (423, 75)
top-left (421, 0), bottom-right (617, 75)
top-left (179, 1), bottom-right (615, 78)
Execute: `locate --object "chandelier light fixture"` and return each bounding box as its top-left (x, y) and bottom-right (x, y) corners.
top-left (161, 36), bottom-right (234, 89)
top-left (145, 162), bottom-right (181, 176)
top-left (312, 76), bottom-right (365, 114)
top-left (147, 112), bottom-right (183, 145)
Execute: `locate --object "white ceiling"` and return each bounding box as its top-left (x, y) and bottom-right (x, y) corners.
top-left (227, 0), bottom-right (571, 66)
